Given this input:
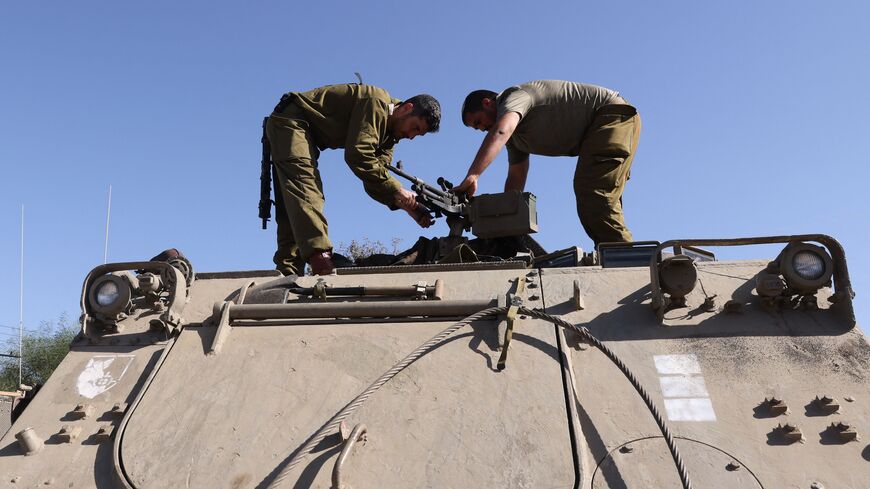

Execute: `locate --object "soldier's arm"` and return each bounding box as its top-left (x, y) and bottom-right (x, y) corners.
top-left (504, 156), bottom-right (529, 192)
top-left (344, 98), bottom-right (404, 208)
top-left (454, 111), bottom-right (521, 196)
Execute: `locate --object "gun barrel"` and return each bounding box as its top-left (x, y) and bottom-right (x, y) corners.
top-left (415, 185), bottom-right (449, 202)
top-left (387, 163), bottom-right (447, 197)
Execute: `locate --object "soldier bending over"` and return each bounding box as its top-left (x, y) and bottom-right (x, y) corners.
top-left (453, 80), bottom-right (640, 246)
top-left (266, 83), bottom-right (440, 276)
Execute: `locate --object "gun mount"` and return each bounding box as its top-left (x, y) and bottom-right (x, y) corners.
top-left (387, 161), bottom-right (539, 240)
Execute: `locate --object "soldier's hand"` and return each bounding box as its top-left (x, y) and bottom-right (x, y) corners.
top-left (405, 205), bottom-right (434, 228)
top-left (394, 188), bottom-right (418, 211)
top-left (451, 175), bottom-right (478, 197)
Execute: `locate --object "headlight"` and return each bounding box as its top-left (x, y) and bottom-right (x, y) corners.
top-left (88, 274), bottom-right (132, 316)
top-left (95, 281), bottom-right (120, 306)
top-left (658, 255), bottom-right (697, 301)
top-left (791, 250), bottom-right (825, 280)
top-left (779, 243), bottom-right (833, 294)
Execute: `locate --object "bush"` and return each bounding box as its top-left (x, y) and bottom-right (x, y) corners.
top-left (336, 238), bottom-right (403, 263)
top-left (0, 314), bottom-right (78, 391)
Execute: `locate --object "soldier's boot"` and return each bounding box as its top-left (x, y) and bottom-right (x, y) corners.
top-left (309, 251), bottom-right (335, 276)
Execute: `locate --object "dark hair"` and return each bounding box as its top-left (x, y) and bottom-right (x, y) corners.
top-left (461, 89), bottom-right (497, 123)
top-left (400, 94), bottom-right (441, 133)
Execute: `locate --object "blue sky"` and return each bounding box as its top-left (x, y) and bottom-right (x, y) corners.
top-left (1, 0), bottom-right (868, 337)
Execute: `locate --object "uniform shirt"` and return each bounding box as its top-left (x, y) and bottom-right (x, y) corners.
top-left (496, 80), bottom-right (620, 164)
top-left (286, 84), bottom-right (403, 207)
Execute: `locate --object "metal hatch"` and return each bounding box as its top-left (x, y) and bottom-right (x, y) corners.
top-left (116, 269), bottom-right (578, 488)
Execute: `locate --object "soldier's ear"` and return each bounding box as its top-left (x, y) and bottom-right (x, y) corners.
top-left (395, 102), bottom-right (414, 117)
top-left (482, 98), bottom-right (494, 109)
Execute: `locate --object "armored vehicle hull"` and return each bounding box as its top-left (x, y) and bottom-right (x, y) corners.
top-left (2, 236), bottom-right (867, 488)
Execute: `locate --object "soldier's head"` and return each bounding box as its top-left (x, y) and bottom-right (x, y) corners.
top-left (389, 94), bottom-right (441, 140)
top-left (461, 90), bottom-right (498, 132)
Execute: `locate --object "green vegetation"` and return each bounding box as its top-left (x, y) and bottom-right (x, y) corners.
top-left (0, 314), bottom-right (77, 391)
top-left (336, 237), bottom-right (403, 263)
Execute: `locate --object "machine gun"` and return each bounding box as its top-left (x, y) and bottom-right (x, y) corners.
top-left (386, 161), bottom-right (470, 237)
top-left (386, 161), bottom-right (539, 240)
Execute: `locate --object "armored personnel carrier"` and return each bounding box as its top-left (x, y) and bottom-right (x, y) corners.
top-left (1, 183), bottom-right (868, 488)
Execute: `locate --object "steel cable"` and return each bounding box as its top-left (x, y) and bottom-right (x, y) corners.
top-left (265, 307), bottom-right (503, 488)
top-left (520, 307), bottom-right (693, 489)
top-left (266, 306), bottom-right (692, 489)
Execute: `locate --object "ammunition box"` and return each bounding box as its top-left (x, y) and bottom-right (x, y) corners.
top-left (469, 191), bottom-right (538, 238)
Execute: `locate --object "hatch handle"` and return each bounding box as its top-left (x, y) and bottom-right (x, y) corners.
top-left (331, 423), bottom-right (368, 489)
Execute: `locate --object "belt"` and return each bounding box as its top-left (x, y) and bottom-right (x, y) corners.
top-left (594, 103), bottom-right (637, 118)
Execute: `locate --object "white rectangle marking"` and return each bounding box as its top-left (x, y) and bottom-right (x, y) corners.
top-left (654, 354), bottom-right (701, 375)
top-left (659, 376), bottom-right (709, 398)
top-left (664, 398), bottom-right (717, 422)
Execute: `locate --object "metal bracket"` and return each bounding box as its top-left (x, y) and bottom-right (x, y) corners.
top-left (313, 279), bottom-right (328, 301)
top-left (207, 301), bottom-right (233, 355)
top-left (497, 277), bottom-right (526, 371)
top-left (238, 280), bottom-right (256, 305)
top-left (414, 281), bottom-right (428, 300)
top-left (573, 279), bottom-right (585, 311)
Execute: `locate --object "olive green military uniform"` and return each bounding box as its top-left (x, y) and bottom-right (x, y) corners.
top-left (266, 84), bottom-right (403, 275)
top-left (498, 80), bottom-right (641, 245)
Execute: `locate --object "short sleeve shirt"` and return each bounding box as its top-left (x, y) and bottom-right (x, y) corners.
top-left (496, 80), bottom-right (620, 164)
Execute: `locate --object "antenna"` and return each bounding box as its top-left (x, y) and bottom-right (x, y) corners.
top-left (104, 185), bottom-right (112, 264)
top-left (19, 205), bottom-right (24, 388)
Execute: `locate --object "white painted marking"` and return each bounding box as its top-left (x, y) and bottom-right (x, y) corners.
top-left (76, 355), bottom-right (134, 399)
top-left (659, 375), bottom-right (709, 398)
top-left (653, 354), bottom-right (701, 375)
top-left (654, 354), bottom-right (717, 422)
top-left (663, 398), bottom-right (718, 422)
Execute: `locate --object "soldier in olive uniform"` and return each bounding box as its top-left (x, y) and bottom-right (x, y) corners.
top-left (267, 83), bottom-right (441, 276)
top-left (453, 80), bottom-right (640, 247)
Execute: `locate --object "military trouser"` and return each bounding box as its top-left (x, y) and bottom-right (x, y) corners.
top-left (266, 107), bottom-right (332, 276)
top-left (573, 104), bottom-right (641, 246)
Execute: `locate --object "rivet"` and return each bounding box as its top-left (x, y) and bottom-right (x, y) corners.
top-left (109, 403), bottom-right (128, 417)
top-left (763, 397), bottom-right (788, 415)
top-left (813, 395), bottom-right (840, 414)
top-left (57, 425), bottom-right (82, 443)
top-left (71, 404), bottom-right (95, 420)
top-left (94, 425), bottom-right (114, 443)
top-left (773, 422), bottom-right (803, 443)
top-left (528, 294), bottom-right (540, 301)
top-left (829, 421), bottom-right (858, 442)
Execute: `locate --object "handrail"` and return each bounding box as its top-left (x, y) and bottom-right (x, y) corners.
top-left (207, 298), bottom-right (497, 355)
